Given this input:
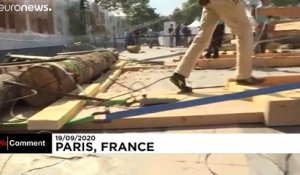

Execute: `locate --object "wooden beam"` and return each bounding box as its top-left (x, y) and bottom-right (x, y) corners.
top-left (228, 75), bottom-right (300, 90)
top-left (269, 31), bottom-right (300, 37)
top-left (257, 7), bottom-right (300, 18)
top-left (68, 90), bottom-right (263, 130)
top-left (66, 99), bottom-right (263, 130)
top-left (228, 75), bottom-right (300, 126)
top-left (27, 61), bottom-right (126, 130)
top-left (274, 21), bottom-right (300, 31)
top-left (254, 94), bottom-right (300, 126)
top-left (195, 55), bottom-right (300, 69)
top-left (57, 49), bottom-right (116, 56)
top-left (7, 54), bottom-right (52, 60)
top-left (27, 83), bottom-right (100, 130)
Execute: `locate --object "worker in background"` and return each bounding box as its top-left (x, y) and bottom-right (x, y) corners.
top-left (133, 29), bottom-right (140, 45)
top-left (168, 24), bottom-right (175, 47)
top-left (127, 29), bottom-right (135, 46)
top-left (147, 28), bottom-right (154, 49)
top-left (124, 29), bottom-right (129, 49)
top-left (182, 26), bottom-right (192, 47)
top-left (205, 20), bottom-right (225, 58)
top-left (170, 0), bottom-right (264, 93)
top-left (175, 24), bottom-right (182, 46)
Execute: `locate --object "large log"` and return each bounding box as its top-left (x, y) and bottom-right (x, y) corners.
top-left (0, 51), bottom-right (118, 108)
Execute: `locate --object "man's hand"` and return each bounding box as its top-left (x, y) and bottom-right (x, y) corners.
top-left (198, 0), bottom-right (210, 6)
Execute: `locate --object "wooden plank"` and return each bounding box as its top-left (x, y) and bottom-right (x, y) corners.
top-left (195, 56), bottom-right (300, 69)
top-left (197, 52), bottom-right (300, 60)
top-left (111, 61), bottom-right (127, 69)
top-left (61, 89), bottom-right (264, 130)
top-left (0, 58), bottom-right (68, 67)
top-left (27, 83), bottom-right (100, 130)
top-left (227, 74), bottom-right (300, 87)
top-left (8, 54), bottom-right (52, 60)
top-left (257, 7), bottom-right (300, 18)
top-left (27, 63), bottom-right (126, 130)
top-left (66, 100), bottom-right (263, 130)
top-left (57, 50), bottom-right (97, 56)
top-left (262, 96), bottom-right (300, 126)
top-left (195, 58), bottom-right (235, 69)
top-left (228, 75), bottom-right (300, 126)
top-left (269, 31), bottom-right (300, 37)
top-left (275, 21), bottom-right (300, 31)
top-left (57, 49), bottom-right (116, 56)
top-left (254, 52), bottom-right (300, 57)
top-left (98, 69), bottom-right (123, 93)
top-left (203, 52), bottom-right (300, 59)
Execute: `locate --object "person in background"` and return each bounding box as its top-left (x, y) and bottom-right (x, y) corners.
top-left (170, 0), bottom-right (264, 93)
top-left (147, 28), bottom-right (154, 49)
top-left (168, 24), bottom-right (175, 47)
top-left (175, 24), bottom-right (182, 46)
top-left (133, 29), bottom-right (140, 45)
top-left (205, 21), bottom-right (225, 58)
top-left (182, 26), bottom-right (192, 47)
top-left (127, 29), bottom-right (135, 46)
top-left (124, 29), bottom-right (129, 49)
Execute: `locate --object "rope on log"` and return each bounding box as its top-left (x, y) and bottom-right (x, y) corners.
top-left (0, 72), bottom-right (21, 111)
top-left (18, 64), bottom-right (76, 107)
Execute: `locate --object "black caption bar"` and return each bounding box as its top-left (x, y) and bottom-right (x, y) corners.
top-left (0, 134), bottom-right (52, 154)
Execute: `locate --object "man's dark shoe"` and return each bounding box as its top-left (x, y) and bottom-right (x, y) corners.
top-left (236, 77), bottom-right (265, 85)
top-left (205, 54), bottom-right (211, 58)
top-left (170, 73), bottom-right (193, 93)
top-left (213, 52), bottom-right (219, 58)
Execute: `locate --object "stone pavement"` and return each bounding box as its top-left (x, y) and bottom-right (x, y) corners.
top-left (1, 154), bottom-right (299, 175)
top-left (115, 46), bottom-right (300, 92)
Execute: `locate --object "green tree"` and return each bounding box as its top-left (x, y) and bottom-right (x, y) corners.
top-left (67, 3), bottom-right (87, 36)
top-left (121, 0), bottom-right (160, 26)
top-left (171, 0), bottom-right (202, 25)
top-left (95, 0), bottom-right (161, 29)
top-left (172, 8), bottom-right (185, 24)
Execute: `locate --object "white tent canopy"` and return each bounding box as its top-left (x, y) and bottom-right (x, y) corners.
top-left (187, 19), bottom-right (201, 35)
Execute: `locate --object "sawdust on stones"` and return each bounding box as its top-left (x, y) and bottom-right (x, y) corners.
top-left (107, 68), bottom-right (174, 93)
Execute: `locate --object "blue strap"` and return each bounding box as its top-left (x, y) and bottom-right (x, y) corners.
top-left (106, 82), bottom-right (300, 121)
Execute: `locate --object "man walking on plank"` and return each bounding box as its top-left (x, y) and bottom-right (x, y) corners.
top-left (170, 0), bottom-right (264, 93)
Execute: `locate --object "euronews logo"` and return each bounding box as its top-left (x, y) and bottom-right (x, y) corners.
top-left (0, 4), bottom-right (52, 12)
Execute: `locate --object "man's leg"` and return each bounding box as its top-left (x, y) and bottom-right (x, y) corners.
top-left (213, 0), bottom-right (264, 84)
top-left (213, 0), bottom-right (255, 79)
top-left (171, 7), bottom-right (219, 93)
top-left (175, 8), bottom-right (219, 77)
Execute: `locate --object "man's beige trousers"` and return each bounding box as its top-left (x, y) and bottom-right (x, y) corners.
top-left (175, 0), bottom-right (254, 79)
